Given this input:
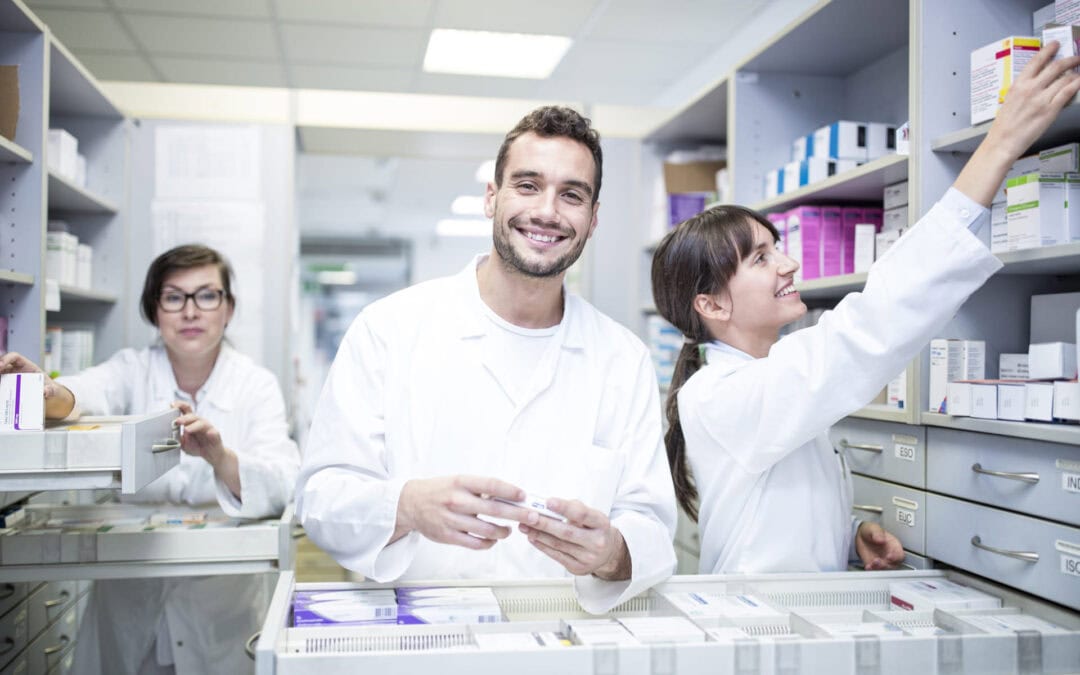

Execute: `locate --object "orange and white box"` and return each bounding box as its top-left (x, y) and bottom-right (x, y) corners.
top-left (971, 37), bottom-right (1041, 125)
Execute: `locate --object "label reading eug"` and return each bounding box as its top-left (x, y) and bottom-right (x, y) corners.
top-left (896, 508), bottom-right (915, 528)
top-left (894, 443), bottom-right (915, 462)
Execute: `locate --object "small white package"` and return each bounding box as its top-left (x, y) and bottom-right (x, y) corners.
top-left (999, 353), bottom-right (1029, 380)
top-left (946, 382), bottom-right (973, 417)
top-left (883, 181), bottom-right (908, 210)
top-left (1053, 381), bottom-right (1080, 420)
top-left (1025, 382), bottom-right (1055, 421)
top-left (853, 224), bottom-right (876, 273)
top-left (971, 382), bottom-right (999, 419)
top-left (889, 579), bottom-right (1001, 611)
top-left (617, 617), bottom-right (706, 644)
top-left (0, 373), bottom-right (44, 431)
top-left (663, 592), bottom-right (783, 619)
top-left (1028, 342), bottom-right (1078, 380)
top-left (997, 382), bottom-right (1026, 421)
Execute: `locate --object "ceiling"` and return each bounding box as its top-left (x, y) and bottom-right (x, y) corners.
top-left (25, 0), bottom-right (766, 108)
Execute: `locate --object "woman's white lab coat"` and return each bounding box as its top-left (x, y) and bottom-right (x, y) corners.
top-left (297, 256), bottom-right (677, 614)
top-left (680, 189), bottom-right (1002, 574)
top-left (61, 344), bottom-right (300, 675)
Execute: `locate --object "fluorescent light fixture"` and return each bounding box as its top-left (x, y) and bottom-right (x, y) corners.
top-left (475, 159), bottom-right (496, 183)
top-left (436, 219), bottom-right (491, 237)
top-left (424, 29), bottom-right (572, 79)
top-left (451, 195), bottom-right (486, 216)
top-left (317, 270), bottom-right (358, 285)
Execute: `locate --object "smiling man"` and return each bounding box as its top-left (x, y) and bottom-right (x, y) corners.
top-left (296, 106), bottom-right (677, 613)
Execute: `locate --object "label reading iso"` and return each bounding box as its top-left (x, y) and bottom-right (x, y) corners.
top-left (896, 508), bottom-right (916, 528)
top-left (1062, 554), bottom-right (1080, 578)
top-left (894, 443), bottom-right (916, 462)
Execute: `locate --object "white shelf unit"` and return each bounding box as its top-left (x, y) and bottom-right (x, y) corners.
top-left (256, 570), bottom-right (1080, 675)
top-left (637, 0), bottom-right (1080, 616)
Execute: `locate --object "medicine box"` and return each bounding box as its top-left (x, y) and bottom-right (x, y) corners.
top-left (990, 202), bottom-right (1009, 253)
top-left (875, 229), bottom-right (901, 260)
top-left (971, 382), bottom-right (999, 419)
top-left (946, 381), bottom-right (972, 416)
top-left (889, 579), bottom-right (1001, 611)
top-left (1006, 172), bottom-right (1065, 250)
top-left (76, 244), bottom-right (92, 289)
top-left (971, 37), bottom-right (1041, 125)
top-left (668, 193), bottom-right (710, 227)
top-left (1058, 0), bottom-right (1080, 24)
top-left (782, 161), bottom-right (800, 194)
top-left (764, 168), bottom-right (783, 199)
top-left (787, 206), bottom-right (820, 282)
top-left (997, 382), bottom-right (1026, 421)
top-left (792, 133), bottom-right (814, 162)
top-left (883, 205), bottom-right (908, 232)
top-left (928, 339), bottom-right (986, 413)
top-left (999, 353), bottom-right (1029, 380)
top-left (1025, 382), bottom-right (1055, 421)
top-left (1039, 142), bottom-right (1080, 173)
top-left (867, 122), bottom-right (897, 160)
top-left (853, 224), bottom-right (876, 273)
top-left (1053, 380), bottom-right (1080, 420)
top-left (821, 206), bottom-right (843, 277)
top-left (841, 207), bottom-right (864, 274)
top-left (883, 181), bottom-right (909, 210)
top-left (0, 373), bottom-right (44, 431)
top-left (1044, 23), bottom-right (1080, 74)
top-left (995, 154), bottom-right (1040, 205)
top-left (1029, 341), bottom-right (1078, 380)
top-left (663, 160), bottom-right (725, 194)
top-left (1034, 2), bottom-right (1056, 32)
top-left (813, 121), bottom-right (869, 161)
top-left (1031, 292), bottom-right (1080, 344)
top-left (887, 369), bottom-right (907, 409)
top-left (1067, 175), bottom-right (1080, 243)
top-left (47, 128), bottom-right (79, 181)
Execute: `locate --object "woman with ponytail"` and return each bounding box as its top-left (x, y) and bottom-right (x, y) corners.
top-left (651, 42), bottom-right (1080, 575)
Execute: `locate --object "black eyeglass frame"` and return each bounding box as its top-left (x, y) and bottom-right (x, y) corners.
top-left (158, 288), bottom-right (227, 313)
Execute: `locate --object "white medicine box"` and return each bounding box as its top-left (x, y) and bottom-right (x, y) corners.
top-left (1025, 382), bottom-right (1055, 421)
top-left (0, 373), bottom-right (44, 431)
top-left (1028, 341), bottom-right (1078, 380)
top-left (929, 339), bottom-right (986, 413)
top-left (1006, 172), bottom-right (1065, 250)
top-left (883, 181), bottom-right (908, 210)
top-left (1043, 24), bottom-right (1080, 74)
top-left (970, 382), bottom-right (999, 419)
top-left (812, 121), bottom-right (868, 161)
top-left (996, 383), bottom-right (1026, 421)
top-left (971, 37), bottom-right (1041, 125)
top-left (946, 382), bottom-right (973, 416)
top-left (1039, 142), bottom-right (1080, 173)
top-left (1053, 381), bottom-right (1080, 420)
top-left (999, 353), bottom-right (1029, 380)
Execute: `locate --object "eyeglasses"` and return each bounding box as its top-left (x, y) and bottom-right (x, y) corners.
top-left (158, 288), bottom-right (226, 313)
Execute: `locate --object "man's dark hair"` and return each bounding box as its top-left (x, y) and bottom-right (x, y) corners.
top-left (494, 106), bottom-right (603, 203)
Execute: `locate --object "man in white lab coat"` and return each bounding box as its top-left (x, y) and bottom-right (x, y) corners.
top-left (297, 106), bottom-right (677, 613)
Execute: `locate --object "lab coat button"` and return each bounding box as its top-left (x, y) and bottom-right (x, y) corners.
top-left (959, 208), bottom-right (969, 218)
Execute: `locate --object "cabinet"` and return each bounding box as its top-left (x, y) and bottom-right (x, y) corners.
top-left (256, 570), bottom-right (1080, 675)
top-left (640, 0), bottom-right (1080, 615)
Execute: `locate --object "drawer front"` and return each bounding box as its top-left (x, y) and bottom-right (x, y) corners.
top-left (0, 599), bottom-right (26, 670)
top-left (25, 602), bottom-right (77, 675)
top-left (0, 585), bottom-right (27, 621)
top-left (120, 409), bottom-right (180, 494)
top-left (26, 582), bottom-right (76, 642)
top-left (899, 549), bottom-right (933, 570)
top-left (831, 418), bottom-right (926, 488)
top-left (927, 427), bottom-right (1080, 526)
top-left (926, 493), bottom-right (1080, 609)
top-left (0, 654), bottom-right (25, 675)
top-left (851, 474), bottom-right (927, 555)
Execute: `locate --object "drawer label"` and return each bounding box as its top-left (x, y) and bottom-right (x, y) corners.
top-left (896, 508), bottom-right (916, 528)
top-left (894, 443), bottom-right (916, 462)
top-left (1062, 555), bottom-right (1080, 578)
top-left (1063, 472), bottom-right (1080, 494)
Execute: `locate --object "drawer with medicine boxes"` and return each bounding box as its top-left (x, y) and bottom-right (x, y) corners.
top-left (926, 428), bottom-right (1080, 528)
top-left (830, 418), bottom-right (926, 488)
top-left (256, 570), bottom-right (1080, 675)
top-left (0, 503), bottom-right (296, 583)
top-left (926, 493), bottom-right (1080, 611)
top-left (0, 410), bottom-right (179, 494)
top-left (852, 474), bottom-right (927, 556)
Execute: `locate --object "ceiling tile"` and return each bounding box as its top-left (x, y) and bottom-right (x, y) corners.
top-left (276, 0), bottom-right (433, 27)
top-left (111, 0), bottom-right (270, 19)
top-left (154, 56), bottom-right (286, 87)
top-left (556, 39), bottom-right (710, 82)
top-left (281, 23), bottom-right (425, 67)
top-left (126, 14), bottom-right (278, 59)
top-left (412, 72), bottom-right (539, 100)
top-left (433, 0), bottom-right (598, 36)
top-left (75, 50), bottom-right (158, 81)
top-left (32, 8), bottom-right (138, 51)
top-left (25, 0), bottom-right (108, 9)
top-left (289, 64), bottom-right (416, 93)
top-left (535, 75), bottom-right (667, 107)
top-left (590, 2), bottom-right (758, 43)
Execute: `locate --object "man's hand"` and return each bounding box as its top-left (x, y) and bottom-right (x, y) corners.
top-left (0, 351), bottom-right (75, 419)
top-left (855, 521), bottom-right (905, 571)
top-left (519, 497), bottom-right (631, 580)
top-left (395, 476), bottom-right (529, 550)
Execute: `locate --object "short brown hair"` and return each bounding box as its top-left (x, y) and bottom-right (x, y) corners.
top-left (494, 106), bottom-right (603, 203)
top-left (140, 244), bottom-right (236, 326)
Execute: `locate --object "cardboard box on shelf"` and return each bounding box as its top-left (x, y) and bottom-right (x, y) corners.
top-left (663, 161), bottom-right (726, 194)
top-left (971, 37), bottom-right (1041, 125)
top-left (0, 66), bottom-right (17, 142)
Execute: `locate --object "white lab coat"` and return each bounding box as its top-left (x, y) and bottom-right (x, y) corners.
top-left (61, 344), bottom-right (300, 675)
top-left (297, 255), bottom-right (677, 614)
top-left (681, 189), bottom-right (1002, 574)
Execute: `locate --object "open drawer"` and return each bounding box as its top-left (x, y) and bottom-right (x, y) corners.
top-left (0, 410), bottom-right (180, 494)
top-left (255, 570), bottom-right (1080, 675)
top-left (0, 502), bottom-right (296, 582)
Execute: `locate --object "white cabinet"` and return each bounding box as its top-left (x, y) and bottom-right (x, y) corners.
top-left (256, 571), bottom-right (1080, 675)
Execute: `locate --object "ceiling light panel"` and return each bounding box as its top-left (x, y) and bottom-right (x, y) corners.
top-left (423, 29), bottom-right (571, 79)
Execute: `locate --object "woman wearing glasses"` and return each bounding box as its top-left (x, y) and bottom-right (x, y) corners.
top-left (1, 244), bottom-right (299, 674)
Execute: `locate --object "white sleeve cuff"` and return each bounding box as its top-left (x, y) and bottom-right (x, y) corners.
top-left (940, 186), bottom-right (990, 234)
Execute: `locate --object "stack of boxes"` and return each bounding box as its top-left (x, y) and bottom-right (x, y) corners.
top-left (42, 326), bottom-right (93, 378)
top-left (764, 120), bottom-right (897, 199)
top-left (46, 128), bottom-right (87, 189)
top-left (765, 205), bottom-right (883, 283)
top-left (1000, 143), bottom-right (1080, 253)
top-left (45, 221), bottom-right (92, 290)
top-left (661, 149), bottom-right (726, 228)
top-left (939, 292), bottom-right (1080, 423)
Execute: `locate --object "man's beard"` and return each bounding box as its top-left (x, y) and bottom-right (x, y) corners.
top-left (492, 215), bottom-right (587, 278)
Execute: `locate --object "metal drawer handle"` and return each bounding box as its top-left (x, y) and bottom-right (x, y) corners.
top-left (42, 635), bottom-right (69, 656)
top-left (43, 590), bottom-right (70, 608)
top-left (151, 438), bottom-right (181, 453)
top-left (0, 584), bottom-right (15, 601)
top-left (839, 439), bottom-right (883, 454)
top-left (971, 536), bottom-right (1039, 563)
top-left (853, 504), bottom-right (884, 514)
top-left (291, 526), bottom-right (305, 540)
top-left (245, 631), bottom-right (260, 660)
top-left (971, 463), bottom-right (1039, 484)
top-left (0, 637), bottom-right (14, 656)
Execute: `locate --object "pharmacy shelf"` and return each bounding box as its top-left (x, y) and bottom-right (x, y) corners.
top-left (46, 172), bottom-right (117, 213)
top-left (850, 404), bottom-right (909, 424)
top-left (794, 272), bottom-right (867, 300)
top-left (0, 559), bottom-right (280, 584)
top-left (48, 39), bottom-right (122, 119)
top-left (996, 242), bottom-right (1080, 275)
top-left (0, 136), bottom-right (31, 164)
top-left (56, 285), bottom-right (117, 304)
top-left (645, 78), bottom-right (727, 144)
top-left (931, 98), bottom-right (1080, 154)
top-left (0, 270), bottom-right (34, 286)
top-left (752, 154), bottom-right (908, 213)
top-left (921, 412), bottom-right (1080, 447)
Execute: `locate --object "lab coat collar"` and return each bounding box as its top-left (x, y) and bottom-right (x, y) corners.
top-left (453, 255), bottom-right (585, 350)
top-left (703, 340), bottom-right (755, 366)
top-left (147, 342), bottom-right (239, 412)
